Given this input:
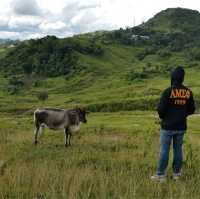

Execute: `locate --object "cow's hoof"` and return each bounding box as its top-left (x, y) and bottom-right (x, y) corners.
top-left (65, 144), bottom-right (68, 148)
top-left (34, 141), bottom-right (38, 145)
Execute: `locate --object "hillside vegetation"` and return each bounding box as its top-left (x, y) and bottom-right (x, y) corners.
top-left (144, 8), bottom-right (200, 33)
top-left (1, 8), bottom-right (200, 112)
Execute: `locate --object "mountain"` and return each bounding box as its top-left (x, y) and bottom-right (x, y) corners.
top-left (0, 38), bottom-right (19, 45)
top-left (143, 8), bottom-right (200, 33)
top-left (0, 8), bottom-right (200, 112)
top-left (2, 8), bottom-right (200, 78)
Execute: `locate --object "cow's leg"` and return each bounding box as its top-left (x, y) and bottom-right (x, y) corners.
top-left (39, 124), bottom-right (45, 136)
top-left (34, 123), bottom-right (40, 145)
top-left (64, 128), bottom-right (69, 147)
top-left (68, 132), bottom-right (72, 146)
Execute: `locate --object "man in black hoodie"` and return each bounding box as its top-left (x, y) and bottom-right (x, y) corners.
top-left (151, 67), bottom-right (195, 181)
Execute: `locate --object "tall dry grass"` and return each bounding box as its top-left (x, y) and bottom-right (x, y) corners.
top-left (0, 112), bottom-right (200, 198)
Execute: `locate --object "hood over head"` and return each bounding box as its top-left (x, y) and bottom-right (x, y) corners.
top-left (171, 66), bottom-right (185, 86)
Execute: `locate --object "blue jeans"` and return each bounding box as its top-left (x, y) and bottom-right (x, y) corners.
top-left (157, 129), bottom-right (185, 175)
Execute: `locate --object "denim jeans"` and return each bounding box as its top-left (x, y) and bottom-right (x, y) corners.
top-left (157, 129), bottom-right (185, 175)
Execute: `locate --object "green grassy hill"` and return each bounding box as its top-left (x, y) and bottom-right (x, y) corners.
top-left (0, 8), bottom-right (200, 113)
top-left (0, 40), bottom-right (200, 113)
top-left (144, 8), bottom-right (200, 33)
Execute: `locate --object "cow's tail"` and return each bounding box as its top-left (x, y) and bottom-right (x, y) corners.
top-left (34, 109), bottom-right (41, 123)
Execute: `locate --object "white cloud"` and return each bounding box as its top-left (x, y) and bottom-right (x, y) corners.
top-left (8, 16), bottom-right (42, 31)
top-left (0, 0), bottom-right (199, 39)
top-left (61, 2), bottom-right (114, 34)
top-left (0, 31), bottom-right (20, 39)
top-left (23, 32), bottom-right (46, 40)
top-left (11, 0), bottom-right (42, 16)
top-left (61, 2), bottom-right (81, 22)
top-left (36, 0), bottom-right (67, 14)
top-left (39, 21), bottom-right (67, 31)
top-left (71, 10), bottom-right (111, 33)
top-left (0, 16), bottom-right (9, 29)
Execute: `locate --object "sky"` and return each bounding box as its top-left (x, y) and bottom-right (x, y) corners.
top-left (0, 0), bottom-right (199, 40)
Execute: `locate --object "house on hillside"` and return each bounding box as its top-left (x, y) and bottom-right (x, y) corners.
top-left (131, 34), bottom-right (150, 41)
top-left (8, 44), bottom-right (15, 48)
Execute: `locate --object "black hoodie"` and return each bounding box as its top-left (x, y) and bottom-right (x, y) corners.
top-left (157, 67), bottom-right (195, 130)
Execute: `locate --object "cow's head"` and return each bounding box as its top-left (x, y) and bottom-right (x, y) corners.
top-left (76, 107), bottom-right (88, 123)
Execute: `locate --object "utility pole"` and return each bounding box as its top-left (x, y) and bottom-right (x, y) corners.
top-left (133, 17), bottom-right (136, 27)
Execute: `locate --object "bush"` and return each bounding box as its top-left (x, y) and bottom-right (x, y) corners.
top-left (127, 63), bottom-right (176, 82)
top-left (127, 63), bottom-right (160, 82)
top-left (7, 75), bottom-right (24, 94)
top-left (136, 47), bottom-right (157, 61)
top-left (127, 70), bottom-right (148, 81)
top-left (85, 42), bottom-right (104, 56)
top-left (37, 91), bottom-right (48, 102)
top-left (188, 47), bottom-right (200, 61)
top-left (157, 49), bottom-right (171, 58)
top-left (136, 52), bottom-right (146, 61)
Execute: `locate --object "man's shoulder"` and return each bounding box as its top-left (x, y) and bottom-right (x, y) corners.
top-left (182, 85), bottom-right (192, 91)
top-left (162, 87), bottom-right (172, 95)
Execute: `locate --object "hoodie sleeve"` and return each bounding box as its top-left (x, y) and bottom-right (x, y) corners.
top-left (187, 90), bottom-right (195, 116)
top-left (157, 89), bottom-right (169, 119)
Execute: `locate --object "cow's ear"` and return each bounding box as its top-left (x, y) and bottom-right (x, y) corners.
top-left (75, 106), bottom-right (80, 112)
top-left (79, 107), bottom-right (85, 112)
top-left (77, 107), bottom-right (84, 113)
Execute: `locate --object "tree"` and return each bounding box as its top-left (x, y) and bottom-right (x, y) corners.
top-left (22, 63), bottom-right (33, 75)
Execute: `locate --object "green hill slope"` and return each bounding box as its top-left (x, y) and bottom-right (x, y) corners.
top-left (0, 8), bottom-right (200, 113)
top-left (144, 8), bottom-right (200, 33)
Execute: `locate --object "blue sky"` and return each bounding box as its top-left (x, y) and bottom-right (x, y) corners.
top-left (0, 0), bottom-right (199, 40)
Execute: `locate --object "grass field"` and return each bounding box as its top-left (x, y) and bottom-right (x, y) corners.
top-left (0, 111), bottom-right (200, 199)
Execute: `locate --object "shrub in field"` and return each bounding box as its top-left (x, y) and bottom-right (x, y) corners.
top-left (127, 70), bottom-right (148, 81)
top-left (7, 75), bottom-right (24, 94)
top-left (136, 52), bottom-right (146, 61)
top-left (33, 79), bottom-right (44, 87)
top-left (194, 94), bottom-right (200, 111)
top-left (84, 41), bottom-right (104, 56)
top-left (127, 63), bottom-right (172, 82)
top-left (135, 48), bottom-right (155, 61)
top-left (188, 47), bottom-right (200, 61)
top-left (189, 62), bottom-right (199, 68)
top-left (37, 91), bottom-right (48, 103)
top-left (157, 49), bottom-right (171, 58)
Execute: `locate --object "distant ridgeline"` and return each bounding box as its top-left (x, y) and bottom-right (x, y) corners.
top-left (0, 39), bottom-right (19, 45)
top-left (1, 8), bottom-right (200, 78)
top-left (106, 8), bottom-right (200, 55)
